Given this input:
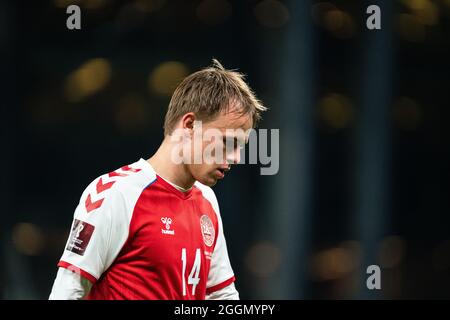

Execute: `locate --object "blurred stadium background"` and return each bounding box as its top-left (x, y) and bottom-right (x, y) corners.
top-left (1, 0), bottom-right (449, 299)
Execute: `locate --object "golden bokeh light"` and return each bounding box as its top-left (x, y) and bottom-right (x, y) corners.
top-left (254, 0), bottom-right (290, 29)
top-left (400, 0), bottom-right (440, 26)
top-left (311, 2), bottom-right (336, 24)
top-left (323, 9), bottom-right (356, 39)
top-left (310, 241), bottom-right (361, 281)
top-left (245, 241), bottom-right (282, 277)
top-left (64, 58), bottom-right (112, 103)
top-left (149, 61), bottom-right (189, 96)
top-left (196, 0), bottom-right (232, 26)
top-left (12, 223), bottom-right (46, 256)
top-left (318, 93), bottom-right (354, 129)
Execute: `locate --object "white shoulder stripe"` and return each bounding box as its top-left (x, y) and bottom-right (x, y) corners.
top-left (194, 182), bottom-right (220, 217)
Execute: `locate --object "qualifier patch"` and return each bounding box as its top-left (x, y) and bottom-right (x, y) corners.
top-left (66, 219), bottom-right (95, 256)
top-left (200, 215), bottom-right (215, 247)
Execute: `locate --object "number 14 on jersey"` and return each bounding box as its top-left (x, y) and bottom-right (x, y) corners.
top-left (181, 248), bottom-right (201, 296)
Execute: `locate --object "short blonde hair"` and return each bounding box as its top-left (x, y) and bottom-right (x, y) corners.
top-left (163, 59), bottom-right (267, 135)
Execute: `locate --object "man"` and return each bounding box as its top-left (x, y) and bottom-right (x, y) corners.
top-left (49, 59), bottom-right (266, 300)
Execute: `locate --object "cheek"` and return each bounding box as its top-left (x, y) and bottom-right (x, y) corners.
top-left (204, 140), bottom-right (227, 158)
top-left (190, 164), bottom-right (214, 177)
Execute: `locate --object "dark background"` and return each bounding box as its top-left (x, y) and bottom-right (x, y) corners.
top-left (1, 0), bottom-right (449, 299)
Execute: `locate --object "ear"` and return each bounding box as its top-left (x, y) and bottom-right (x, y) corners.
top-left (180, 112), bottom-right (196, 132)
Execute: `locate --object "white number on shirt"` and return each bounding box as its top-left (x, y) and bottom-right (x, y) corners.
top-left (181, 248), bottom-right (201, 296)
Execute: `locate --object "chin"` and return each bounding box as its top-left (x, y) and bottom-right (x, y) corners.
top-left (196, 176), bottom-right (217, 187)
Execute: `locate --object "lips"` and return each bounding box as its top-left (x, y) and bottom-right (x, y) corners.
top-left (216, 169), bottom-right (225, 179)
top-left (215, 166), bottom-right (230, 179)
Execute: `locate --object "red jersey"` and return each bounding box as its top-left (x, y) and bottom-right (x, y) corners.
top-left (57, 158), bottom-right (236, 299)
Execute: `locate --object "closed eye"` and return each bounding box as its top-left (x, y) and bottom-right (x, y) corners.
top-left (223, 137), bottom-right (243, 150)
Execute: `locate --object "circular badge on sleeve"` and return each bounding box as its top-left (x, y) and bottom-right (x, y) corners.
top-left (200, 215), bottom-right (215, 247)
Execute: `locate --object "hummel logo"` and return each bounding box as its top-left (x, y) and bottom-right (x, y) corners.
top-left (161, 217), bottom-right (175, 235)
top-left (161, 217), bottom-right (172, 229)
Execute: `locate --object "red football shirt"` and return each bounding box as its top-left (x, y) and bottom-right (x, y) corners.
top-left (57, 158), bottom-right (236, 299)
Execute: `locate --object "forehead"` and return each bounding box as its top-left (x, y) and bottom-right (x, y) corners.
top-left (204, 109), bottom-right (253, 132)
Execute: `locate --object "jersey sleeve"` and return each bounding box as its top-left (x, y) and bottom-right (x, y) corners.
top-left (203, 189), bottom-right (237, 294)
top-left (49, 267), bottom-right (92, 300)
top-left (205, 281), bottom-right (239, 300)
top-left (57, 180), bottom-right (130, 284)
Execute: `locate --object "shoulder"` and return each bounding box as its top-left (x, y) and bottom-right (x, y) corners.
top-left (78, 159), bottom-right (156, 215)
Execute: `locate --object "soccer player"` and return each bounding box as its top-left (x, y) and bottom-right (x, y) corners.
top-left (49, 59), bottom-right (266, 300)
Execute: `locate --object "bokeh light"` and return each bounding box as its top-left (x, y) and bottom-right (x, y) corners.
top-left (245, 241), bottom-right (282, 278)
top-left (64, 58), bottom-right (112, 103)
top-left (149, 61), bottom-right (189, 96)
top-left (310, 241), bottom-right (361, 282)
top-left (312, 3), bottom-right (355, 39)
top-left (323, 9), bottom-right (356, 39)
top-left (400, 0), bottom-right (440, 26)
top-left (12, 223), bottom-right (46, 256)
top-left (254, 0), bottom-right (290, 29)
top-left (318, 93), bottom-right (354, 129)
top-left (196, 0), bottom-right (232, 26)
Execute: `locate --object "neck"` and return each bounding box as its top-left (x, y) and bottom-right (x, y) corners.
top-left (147, 137), bottom-right (195, 190)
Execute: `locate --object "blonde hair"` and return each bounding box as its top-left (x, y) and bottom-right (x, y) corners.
top-left (163, 59), bottom-right (267, 135)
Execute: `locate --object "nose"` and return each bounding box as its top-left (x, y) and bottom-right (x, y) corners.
top-left (226, 147), bottom-right (241, 165)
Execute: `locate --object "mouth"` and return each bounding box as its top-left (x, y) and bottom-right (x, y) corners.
top-left (215, 166), bottom-right (230, 179)
top-left (215, 168), bottom-right (225, 179)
